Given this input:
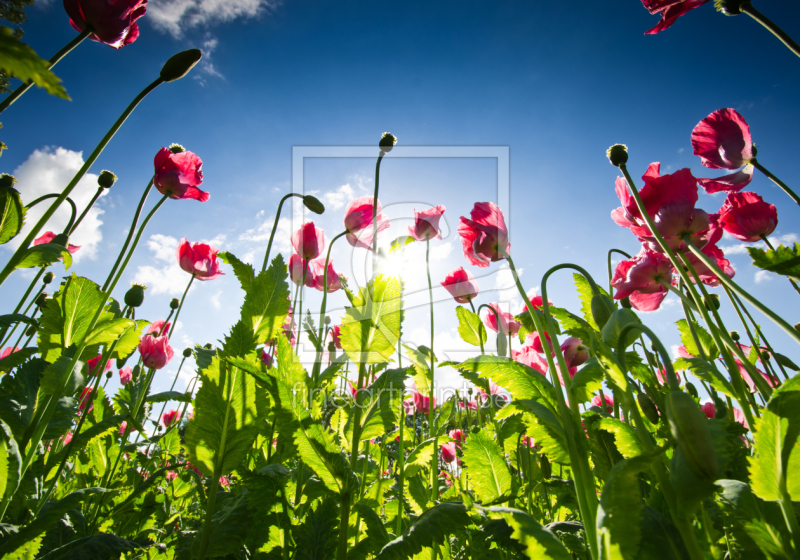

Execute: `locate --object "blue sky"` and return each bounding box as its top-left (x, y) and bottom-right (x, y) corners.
top-left (2, 0), bottom-right (800, 400)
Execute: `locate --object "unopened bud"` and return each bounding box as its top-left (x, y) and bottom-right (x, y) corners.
top-left (51, 233), bottom-right (69, 247)
top-left (160, 49), bottom-right (202, 83)
top-left (379, 132), bottom-right (397, 153)
top-left (170, 298), bottom-right (180, 309)
top-left (730, 331), bottom-right (740, 342)
top-left (204, 343), bottom-right (213, 349)
top-left (302, 194), bottom-right (325, 214)
top-left (98, 170), bottom-right (117, 189)
top-left (183, 347), bottom-right (192, 358)
top-left (324, 315), bottom-right (331, 325)
top-left (25, 325), bottom-right (36, 337)
top-left (606, 144), bottom-right (628, 167)
top-left (34, 293), bottom-right (47, 307)
top-left (794, 323), bottom-right (800, 334)
top-left (327, 341), bottom-right (336, 353)
top-left (0, 173), bottom-right (16, 189)
top-left (638, 393), bottom-right (660, 425)
top-left (124, 283), bottom-right (146, 308)
top-left (686, 382), bottom-right (698, 399)
top-left (704, 294), bottom-right (720, 311)
top-left (106, 370), bottom-right (113, 379)
top-left (714, 399), bottom-right (728, 420)
top-left (43, 272), bottom-right (54, 284)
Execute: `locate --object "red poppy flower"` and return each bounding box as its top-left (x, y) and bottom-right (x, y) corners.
top-left (288, 254), bottom-right (314, 287)
top-left (161, 409), bottom-right (181, 428)
top-left (344, 196), bottom-right (390, 250)
top-left (591, 393), bottom-right (614, 414)
top-left (611, 247), bottom-right (674, 312)
top-left (692, 108), bottom-right (754, 171)
top-left (482, 303), bottom-right (520, 336)
top-left (34, 231), bottom-right (80, 254)
top-left (176, 238), bottom-right (224, 280)
top-left (512, 343), bottom-right (549, 375)
top-left (63, 0), bottom-right (147, 49)
top-left (292, 222), bottom-right (325, 260)
top-left (413, 392), bottom-right (435, 415)
top-left (138, 334), bottom-right (174, 370)
top-left (641, 0), bottom-right (711, 35)
top-left (119, 367), bottom-right (132, 385)
top-left (458, 202), bottom-right (510, 267)
top-left (153, 148), bottom-right (209, 202)
top-left (441, 442), bottom-right (457, 464)
top-left (87, 354), bottom-right (111, 376)
top-left (441, 267), bottom-right (479, 304)
top-left (309, 258), bottom-right (342, 293)
top-left (561, 337), bottom-right (589, 369)
top-left (717, 192), bottom-right (777, 242)
top-left (408, 205), bottom-right (446, 241)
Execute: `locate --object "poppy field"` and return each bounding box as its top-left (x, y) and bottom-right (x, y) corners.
top-left (2, 1), bottom-right (800, 559)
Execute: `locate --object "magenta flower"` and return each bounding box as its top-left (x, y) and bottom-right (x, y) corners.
top-left (138, 334), bottom-right (174, 370)
top-left (520, 295), bottom-right (552, 314)
top-left (449, 429), bottom-right (466, 446)
top-left (717, 192), bottom-right (777, 242)
top-left (161, 409), bottom-right (181, 428)
top-left (512, 344), bottom-right (549, 375)
top-left (522, 330), bottom-right (552, 354)
top-left (591, 393), bottom-right (614, 414)
top-left (344, 196), bottom-right (390, 250)
top-left (641, 0), bottom-right (711, 35)
top-left (288, 254), bottom-right (314, 287)
top-left (176, 238), bottom-right (224, 280)
top-left (441, 267), bottom-right (479, 304)
top-left (611, 247), bottom-right (673, 312)
top-left (521, 435), bottom-right (536, 448)
top-left (34, 231), bottom-right (80, 254)
top-left (655, 367), bottom-right (682, 386)
top-left (78, 387), bottom-right (93, 411)
top-left (153, 148), bottom-right (209, 202)
top-left (700, 401), bottom-right (716, 419)
top-left (63, 0), bottom-right (147, 49)
top-left (330, 325), bottom-right (342, 350)
top-left (409, 205), bottom-right (446, 241)
top-left (146, 320), bottom-right (171, 336)
top-left (692, 109), bottom-right (754, 170)
top-left (482, 303), bottom-right (520, 336)
top-left (459, 400), bottom-right (478, 411)
top-left (458, 202), bottom-right (510, 267)
top-left (413, 392), bottom-right (435, 415)
top-left (63, 431), bottom-right (73, 445)
top-left (561, 338), bottom-right (589, 369)
top-left (441, 442), bottom-right (457, 464)
top-left (87, 354), bottom-right (111, 376)
top-left (735, 359), bottom-right (778, 393)
top-left (119, 421), bottom-right (128, 435)
top-left (166, 469), bottom-right (178, 482)
top-left (685, 243), bottom-right (735, 286)
top-left (310, 258), bottom-right (342, 293)
top-left (260, 349), bottom-right (273, 368)
top-left (292, 222), bottom-right (325, 260)
top-left (119, 367), bottom-right (132, 385)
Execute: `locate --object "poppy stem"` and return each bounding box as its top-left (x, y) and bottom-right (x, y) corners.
top-left (262, 193), bottom-right (304, 272)
top-left (751, 160), bottom-right (800, 207)
top-left (70, 187), bottom-right (105, 235)
top-left (371, 152), bottom-right (385, 277)
top-left (168, 275), bottom-right (195, 340)
top-left (0, 268), bottom-right (44, 346)
top-left (0, 77), bottom-right (164, 290)
top-left (740, 3), bottom-right (800, 60)
top-left (426, 238), bottom-right (438, 503)
top-left (606, 248), bottom-right (632, 296)
top-left (0, 28), bottom-right (92, 115)
top-left (24, 194), bottom-right (78, 235)
top-left (102, 179), bottom-right (154, 291)
top-left (312, 230), bottom-right (348, 383)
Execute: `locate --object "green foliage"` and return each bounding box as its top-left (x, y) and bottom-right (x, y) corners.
top-left (347, 367), bottom-right (406, 443)
top-left (748, 243), bottom-right (800, 282)
top-left (462, 429), bottom-right (512, 504)
top-left (455, 355), bottom-right (557, 410)
top-left (375, 502), bottom-right (471, 559)
top-left (0, 26), bottom-right (68, 98)
top-left (293, 497), bottom-right (340, 560)
top-left (340, 274), bottom-right (403, 364)
top-left (15, 242), bottom-right (72, 270)
top-left (483, 506), bottom-right (571, 559)
top-left (601, 309), bottom-right (641, 350)
top-left (0, 186), bottom-right (23, 245)
top-left (0, 418), bottom-right (21, 503)
top-left (456, 306), bottom-right (486, 347)
top-left (676, 319), bottom-right (718, 360)
top-left (238, 253), bottom-right (291, 347)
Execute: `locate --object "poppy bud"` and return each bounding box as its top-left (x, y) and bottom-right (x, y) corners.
top-left (471, 426), bottom-right (480, 434)
top-left (379, 132), bottom-right (397, 153)
top-left (328, 341), bottom-right (336, 353)
top-left (666, 390), bottom-right (720, 482)
top-left (714, 0), bottom-right (746, 15)
top-left (302, 194), bottom-right (325, 215)
top-left (34, 293), bottom-right (47, 307)
top-left (124, 283), bottom-right (146, 308)
top-left (730, 331), bottom-right (739, 342)
top-left (168, 143), bottom-right (185, 154)
top-left (703, 294), bottom-right (720, 311)
top-left (795, 323), bottom-right (800, 334)
top-left (468, 388), bottom-right (473, 396)
top-left (324, 316), bottom-right (331, 325)
top-left (686, 382), bottom-right (698, 399)
top-left (170, 298), bottom-right (180, 310)
top-left (98, 170), bottom-right (117, 189)
top-left (591, 293), bottom-right (615, 329)
top-left (638, 392), bottom-right (660, 424)
top-left (106, 370), bottom-right (113, 379)
top-left (0, 173), bottom-right (16, 188)
top-left (540, 455), bottom-right (552, 479)
top-left (620, 296), bottom-right (632, 309)
top-left (183, 347), bottom-right (192, 358)
top-left (606, 144), bottom-right (628, 167)
top-left (43, 272), bottom-right (54, 284)
top-left (204, 343), bottom-right (213, 349)
top-left (51, 233), bottom-right (70, 247)
top-left (25, 325), bottom-right (36, 337)
top-left (160, 49), bottom-right (202, 83)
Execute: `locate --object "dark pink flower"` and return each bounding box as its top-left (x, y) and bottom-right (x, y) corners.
top-left (733, 407), bottom-right (749, 430)
top-left (700, 401), bottom-right (716, 419)
top-left (641, 0), bottom-right (711, 35)
top-left (611, 247), bottom-right (673, 312)
top-left (138, 334), bottom-right (174, 370)
top-left (561, 337), bottom-right (588, 369)
top-left (1, 347), bottom-right (20, 359)
top-left (119, 421), bottom-right (127, 435)
top-left (685, 243), bottom-right (735, 286)
top-left (655, 367), bottom-right (682, 386)
top-left (310, 258), bottom-right (342, 293)
top-left (480, 382), bottom-right (509, 404)
top-left (449, 429), bottom-right (466, 446)
top-left (166, 469), bottom-right (178, 482)
top-left (87, 354), bottom-right (111, 377)
top-left (402, 398), bottom-right (415, 415)
top-left (119, 367), bottom-right (132, 385)
top-left (153, 148), bottom-right (208, 202)
top-left (717, 192), bottom-right (777, 243)
top-left (458, 202), bottom-right (510, 267)
top-left (440, 470), bottom-right (453, 487)
top-left (591, 393), bottom-right (614, 414)
top-left (63, 431), bottom-right (73, 445)
top-left (482, 303), bottom-right (520, 335)
top-left (441, 442), bottom-right (457, 463)
top-left (520, 295), bottom-right (553, 314)
top-left (78, 387), bottom-right (93, 411)
top-left (692, 108), bottom-right (754, 171)
top-left (459, 400), bottom-right (478, 411)
top-left (219, 476), bottom-right (230, 488)
top-left (344, 196), bottom-right (390, 250)
top-left (292, 222), bottom-right (325, 260)
top-left (288, 254), bottom-right (314, 287)
top-left (698, 166), bottom-right (755, 195)
top-left (260, 349), bottom-right (273, 368)
top-left (413, 392), bottom-right (435, 415)
top-left (330, 325), bottom-right (342, 350)
top-left (441, 267), bottom-right (479, 304)
top-left (409, 205), bottom-right (446, 241)
top-left (63, 0), bottom-right (147, 49)
top-left (522, 330), bottom-right (552, 354)
top-left (161, 409), bottom-right (181, 428)
top-left (176, 238), bottom-right (224, 280)
top-left (34, 231), bottom-right (80, 254)
top-left (512, 344), bottom-right (549, 375)
top-left (735, 359), bottom-right (778, 393)
top-left (146, 320), bottom-right (172, 336)
top-left (521, 435), bottom-right (536, 448)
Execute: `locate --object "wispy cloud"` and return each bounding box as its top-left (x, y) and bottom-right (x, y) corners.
top-left (323, 183), bottom-right (355, 211)
top-left (754, 270), bottom-right (773, 284)
top-left (720, 233), bottom-right (797, 256)
top-left (148, 0), bottom-right (280, 37)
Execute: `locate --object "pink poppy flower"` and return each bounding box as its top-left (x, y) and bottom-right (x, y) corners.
top-left (1, 347), bottom-right (20, 359)
top-left (288, 254), bottom-right (314, 287)
top-left (521, 435), bottom-right (536, 448)
top-left (733, 407), bottom-right (749, 430)
top-left (219, 476), bottom-right (230, 488)
top-left (481, 303), bottom-right (520, 336)
top-left (166, 470), bottom-right (178, 482)
top-left (292, 222), bottom-right (325, 260)
top-left (402, 398), bottom-right (415, 415)
top-left (176, 238), bottom-right (224, 280)
top-left (480, 382), bottom-right (509, 404)
top-left (344, 196), bottom-right (390, 250)
top-left (161, 409), bottom-right (181, 428)
top-left (441, 442), bottom-right (457, 464)
top-left (458, 400), bottom-right (478, 411)
top-left (449, 429), bottom-right (466, 446)
top-left (734, 360), bottom-right (778, 393)
top-left (87, 355), bottom-right (111, 376)
top-left (512, 344), bottom-right (549, 375)
top-left (260, 349), bottom-right (273, 368)
top-left (309, 258), bottom-right (342, 293)
top-left (34, 231), bottom-right (80, 254)
top-left (117, 421), bottom-right (128, 436)
top-left (700, 401), bottom-right (716, 419)
top-left (717, 192), bottom-right (777, 243)
top-left (413, 392), bottom-right (435, 415)
top-left (330, 325), bottom-right (342, 350)
top-left (458, 202), bottom-right (510, 267)
top-left (138, 334), bottom-right (174, 370)
top-left (655, 367), bottom-right (682, 386)
top-left (591, 393), bottom-right (614, 414)
top-left (698, 166), bottom-right (755, 195)
top-left (521, 330), bottom-right (551, 354)
top-left (153, 148), bottom-right (209, 202)
top-left (641, 0), bottom-right (711, 35)
top-left (408, 205), bottom-right (446, 241)
top-left (554, 362), bottom-right (578, 387)
top-left (441, 267), bottom-right (479, 304)
top-left (61, 431), bottom-right (73, 445)
top-left (520, 295), bottom-right (553, 314)
top-left (692, 108), bottom-right (755, 171)
top-left (611, 247), bottom-right (673, 312)
top-left (561, 338), bottom-right (589, 369)
top-left (440, 470), bottom-right (453, 487)
top-left (63, 0), bottom-right (147, 49)
top-left (146, 320), bottom-right (172, 337)
top-left (119, 367), bottom-right (133, 385)
top-left (78, 387), bottom-right (93, 411)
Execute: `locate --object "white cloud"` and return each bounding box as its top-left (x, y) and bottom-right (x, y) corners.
top-left (10, 147), bottom-right (107, 262)
top-left (193, 36), bottom-right (225, 85)
top-left (720, 233), bottom-right (798, 256)
top-left (148, 0), bottom-right (279, 36)
top-left (494, 263), bottom-right (522, 306)
top-left (755, 270), bottom-right (773, 284)
top-left (133, 234), bottom-right (195, 295)
top-left (210, 290), bottom-right (222, 310)
top-left (323, 183), bottom-right (355, 211)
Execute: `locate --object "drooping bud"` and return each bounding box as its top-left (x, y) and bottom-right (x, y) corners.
top-left (170, 298), bottom-right (180, 309)
top-left (183, 347), bottom-right (192, 358)
top-left (34, 293), bottom-right (47, 307)
top-left (714, 399), bottom-right (728, 420)
top-left (379, 132), bottom-right (397, 153)
top-left (795, 323), bottom-right (800, 334)
top-left (204, 343), bottom-right (213, 349)
top-left (328, 341), bottom-right (336, 353)
top-left (0, 173), bottom-right (16, 189)
top-left (302, 194), bottom-right (325, 214)
top-left (106, 370), bottom-right (113, 379)
top-left (591, 293), bottom-right (615, 329)
top-left (43, 272), bottom-right (54, 284)
top-left (638, 393), bottom-right (660, 425)
top-left (606, 144), bottom-right (629, 167)
top-left (686, 382), bottom-right (699, 399)
top-left (124, 283), bottom-right (146, 308)
top-left (98, 170), bottom-right (117, 189)
top-left (160, 49), bottom-right (202, 83)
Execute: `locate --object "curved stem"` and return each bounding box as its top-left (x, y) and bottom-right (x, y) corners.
top-left (468, 299), bottom-right (486, 354)
top-left (0, 268), bottom-right (44, 346)
top-left (25, 193), bottom-right (78, 235)
top-left (741, 3), bottom-right (800, 61)
top-left (0, 78), bottom-right (164, 289)
top-left (70, 187), bottom-right (104, 235)
top-left (477, 303), bottom-right (506, 357)
top-left (426, 238), bottom-right (438, 503)
top-left (0, 29), bottom-right (91, 115)
top-left (168, 275), bottom-right (195, 340)
top-left (371, 152), bottom-right (386, 277)
top-left (313, 230), bottom-right (348, 382)
top-left (617, 324), bottom-right (679, 389)
top-left (607, 248), bottom-right (632, 295)
top-left (262, 193), bottom-right (303, 272)
top-left (297, 262), bottom-right (307, 357)
top-left (102, 179), bottom-right (153, 292)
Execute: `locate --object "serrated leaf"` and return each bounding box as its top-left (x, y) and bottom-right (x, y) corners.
top-left (594, 418), bottom-right (642, 460)
top-left (349, 368), bottom-right (406, 443)
top-left (0, 26), bottom-right (68, 98)
top-left (673, 357), bottom-right (735, 398)
top-left (293, 497), bottom-right (340, 560)
top-left (0, 357), bottom-right (44, 442)
top-left (455, 355), bottom-right (557, 410)
top-left (341, 274), bottom-right (403, 364)
top-left (219, 251), bottom-right (255, 292)
top-left (748, 243), bottom-right (800, 282)
top-left (0, 186), bottom-right (24, 245)
top-left (376, 502), bottom-right (471, 560)
top-left (483, 506), bottom-right (571, 560)
top-left (84, 317), bottom-right (134, 347)
top-left (0, 347), bottom-right (37, 373)
top-left (145, 391), bottom-right (191, 403)
top-left (0, 313), bottom-right (35, 330)
top-left (600, 309), bottom-right (641, 351)
top-left (239, 253), bottom-right (291, 346)
top-left (0, 418), bottom-right (21, 503)
top-left (675, 319), bottom-right (718, 360)
top-left (570, 358), bottom-right (604, 403)
top-left (44, 414), bottom-right (125, 473)
top-left (462, 430), bottom-right (512, 504)
top-left (34, 533), bottom-right (143, 559)
top-left (499, 400), bottom-right (570, 464)
top-left (192, 491), bottom-right (253, 558)
top-left (456, 306), bottom-right (486, 347)
top-left (15, 243), bottom-right (72, 270)
top-left (404, 438), bottom-right (437, 479)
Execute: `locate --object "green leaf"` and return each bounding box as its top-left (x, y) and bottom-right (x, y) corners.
top-left (0, 357), bottom-right (44, 441)
top-left (350, 368), bottom-right (407, 443)
top-left (185, 353), bottom-right (260, 477)
top-left (37, 277), bottom-right (105, 362)
top-left (570, 358), bottom-right (604, 404)
top-left (1, 535), bottom-right (42, 559)
top-left (192, 491), bottom-right (252, 558)
top-left (482, 506), bottom-right (571, 560)
top-left (44, 414), bottom-right (125, 473)
top-left (594, 418), bottom-right (642, 460)
top-left (673, 357), bottom-right (735, 398)
top-left (84, 317), bottom-right (134, 347)
top-left (219, 251), bottom-right (255, 292)
top-left (0, 27), bottom-right (68, 99)
top-left (574, 273), bottom-right (611, 331)
top-left (774, 353), bottom-right (800, 372)
top-left (0, 418), bottom-right (21, 503)
top-left (0, 347), bottom-right (37, 373)
top-left (33, 533), bottom-right (143, 559)
top-left (352, 502), bottom-right (392, 554)
top-left (748, 243), bottom-right (800, 282)
top-left (600, 309), bottom-right (641, 351)
top-left (239, 253), bottom-right (291, 347)
top-left (462, 430), bottom-right (512, 504)
top-left (498, 400), bottom-right (569, 464)
top-left (16, 243), bottom-right (73, 270)
top-left (455, 355), bottom-right (557, 410)
top-left (0, 313), bottom-right (35, 330)
top-left (40, 347), bottom-right (84, 395)
top-left (403, 438), bottom-right (437, 479)
top-left (375, 502), bottom-right (471, 560)
top-left (675, 319), bottom-right (718, 361)
top-left (145, 391), bottom-right (191, 403)
top-left (0, 186), bottom-right (24, 246)
top-left (293, 497), bottom-right (340, 560)
top-left (341, 274), bottom-right (403, 364)
top-left (456, 306), bottom-right (486, 347)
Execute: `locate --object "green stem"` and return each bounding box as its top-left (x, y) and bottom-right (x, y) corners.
top-left (0, 268), bottom-right (44, 346)
top-left (70, 187), bottom-right (104, 235)
top-left (149, 356), bottom-right (187, 441)
top-left (0, 29), bottom-right (91, 115)
top-left (740, 3), bottom-right (800, 61)
top-left (396, 355), bottom-right (406, 535)
top-left (168, 275), bottom-right (195, 340)
top-left (24, 194), bottom-right (78, 234)
top-left (102, 179), bottom-right (154, 292)
top-left (426, 239), bottom-right (438, 503)
top-left (371, 152), bottom-right (385, 276)
top-left (262, 193), bottom-right (303, 272)
top-left (313, 230), bottom-right (348, 383)
top-left (607, 248), bottom-right (632, 295)
top-left (0, 78), bottom-right (164, 289)
top-left (196, 474), bottom-right (222, 560)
